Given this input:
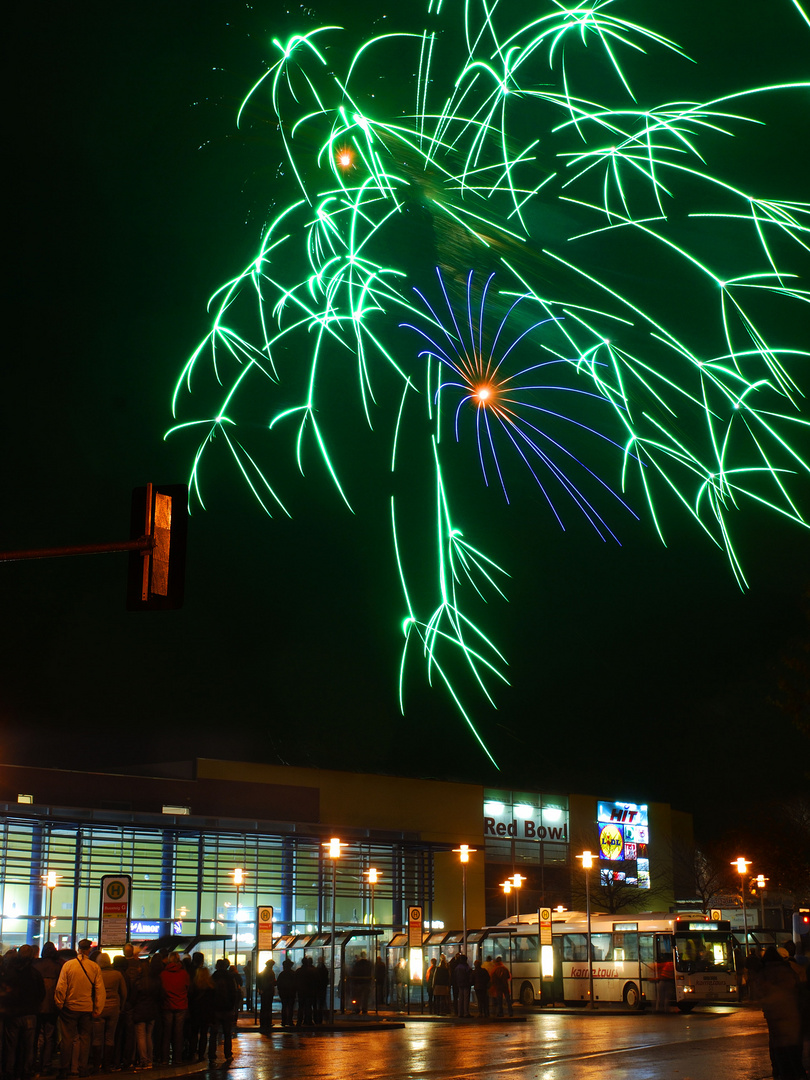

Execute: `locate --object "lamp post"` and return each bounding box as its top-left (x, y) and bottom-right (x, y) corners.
top-left (45, 871), bottom-right (57, 941)
top-left (365, 868), bottom-right (380, 1014)
top-left (755, 875), bottom-right (769, 928)
top-left (453, 845), bottom-right (477, 956)
top-left (577, 851), bottom-right (597, 1010)
top-left (365, 867), bottom-right (380, 958)
top-left (501, 880), bottom-right (512, 921)
top-left (510, 873), bottom-right (525, 922)
top-left (324, 838), bottom-right (345, 1025)
top-left (233, 869), bottom-right (244, 965)
top-left (733, 858), bottom-right (751, 952)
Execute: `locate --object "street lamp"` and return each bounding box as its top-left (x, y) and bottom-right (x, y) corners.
top-left (365, 868), bottom-right (381, 1014)
top-left (453, 845), bottom-right (477, 956)
top-left (510, 873), bottom-right (525, 922)
top-left (501, 880), bottom-right (512, 921)
top-left (324, 838), bottom-right (346, 1025)
top-left (732, 857), bottom-right (751, 952)
top-left (755, 875), bottom-right (769, 928)
top-left (233, 868), bottom-right (244, 965)
top-left (577, 851), bottom-right (597, 1010)
top-left (45, 871), bottom-right (57, 941)
top-left (365, 867), bottom-right (380, 953)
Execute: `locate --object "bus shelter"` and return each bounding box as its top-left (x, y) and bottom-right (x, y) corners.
top-left (384, 928), bottom-right (522, 1012)
top-left (384, 930), bottom-right (432, 1012)
top-left (271, 928), bottom-right (384, 1014)
top-left (733, 927), bottom-right (793, 951)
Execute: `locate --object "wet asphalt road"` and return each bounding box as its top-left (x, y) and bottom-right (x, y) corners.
top-left (211, 1006), bottom-right (776, 1079)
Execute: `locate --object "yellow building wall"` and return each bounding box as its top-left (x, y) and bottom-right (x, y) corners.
top-left (196, 761), bottom-right (689, 928)
top-left (196, 759), bottom-right (488, 930)
top-left (196, 758), bottom-right (484, 846)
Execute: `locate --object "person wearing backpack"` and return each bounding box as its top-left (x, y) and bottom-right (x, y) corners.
top-left (53, 939), bottom-right (106, 1079)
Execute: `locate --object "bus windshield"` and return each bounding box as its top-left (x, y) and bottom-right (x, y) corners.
top-left (673, 931), bottom-right (734, 974)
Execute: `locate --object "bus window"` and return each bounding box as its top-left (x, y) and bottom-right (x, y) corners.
top-left (486, 934), bottom-right (512, 960)
top-left (563, 934), bottom-right (588, 962)
top-left (614, 932), bottom-right (639, 961)
top-left (674, 932), bottom-right (733, 974)
top-left (590, 934), bottom-right (612, 961)
top-left (639, 934), bottom-right (654, 964)
top-left (514, 935), bottom-right (538, 962)
top-left (656, 936), bottom-right (673, 963)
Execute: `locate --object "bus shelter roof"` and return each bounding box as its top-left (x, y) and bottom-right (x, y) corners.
top-left (289, 934), bottom-right (317, 948)
top-left (425, 931), bottom-right (451, 946)
top-left (443, 932), bottom-right (465, 945)
top-left (385, 931), bottom-right (430, 948)
top-left (139, 933), bottom-right (231, 955)
top-left (464, 930), bottom-right (489, 944)
top-left (272, 931), bottom-right (368, 950)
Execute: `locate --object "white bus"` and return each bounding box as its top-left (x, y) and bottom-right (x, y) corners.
top-left (490, 911), bottom-right (738, 1011)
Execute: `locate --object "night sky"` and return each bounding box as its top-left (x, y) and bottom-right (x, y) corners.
top-left (4, 0), bottom-right (808, 840)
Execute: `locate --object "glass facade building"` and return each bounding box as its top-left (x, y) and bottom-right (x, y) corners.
top-left (0, 809), bottom-right (438, 968)
top-left (0, 760), bottom-right (693, 968)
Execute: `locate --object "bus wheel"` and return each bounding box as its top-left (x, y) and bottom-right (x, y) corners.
top-left (519, 982), bottom-right (535, 1007)
top-left (623, 983), bottom-right (643, 1011)
top-left (677, 1002), bottom-right (694, 1014)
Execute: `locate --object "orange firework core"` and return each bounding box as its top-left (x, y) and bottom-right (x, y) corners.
top-left (336, 147), bottom-right (355, 170)
top-left (474, 383), bottom-right (496, 406)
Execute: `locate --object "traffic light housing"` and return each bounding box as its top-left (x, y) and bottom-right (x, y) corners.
top-left (794, 910), bottom-right (810, 954)
top-left (126, 484), bottom-right (187, 610)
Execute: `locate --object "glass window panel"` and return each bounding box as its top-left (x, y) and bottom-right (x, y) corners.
top-left (563, 933), bottom-right (588, 962)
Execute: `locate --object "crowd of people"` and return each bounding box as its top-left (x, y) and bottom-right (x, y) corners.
top-left (3, 937), bottom-right (807, 1080)
top-left (261, 955), bottom-right (331, 1028)
top-left (0, 940), bottom-right (245, 1079)
top-left (424, 954), bottom-right (512, 1018)
top-left (253, 950), bottom-right (513, 1024)
top-left (254, 951), bottom-right (388, 1028)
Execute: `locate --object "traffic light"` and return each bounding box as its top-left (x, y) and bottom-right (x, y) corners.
top-left (126, 484), bottom-right (187, 610)
top-left (794, 910), bottom-right (810, 954)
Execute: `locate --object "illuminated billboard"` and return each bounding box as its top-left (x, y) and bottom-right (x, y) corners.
top-left (597, 801), bottom-right (650, 889)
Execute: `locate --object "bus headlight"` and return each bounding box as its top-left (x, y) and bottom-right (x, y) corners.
top-left (682, 985), bottom-right (694, 994)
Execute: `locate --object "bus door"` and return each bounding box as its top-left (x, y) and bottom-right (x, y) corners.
top-left (512, 931), bottom-right (540, 1006)
top-left (546, 936), bottom-right (565, 1005)
top-left (612, 931), bottom-right (643, 1009)
top-left (638, 933), bottom-right (659, 1005)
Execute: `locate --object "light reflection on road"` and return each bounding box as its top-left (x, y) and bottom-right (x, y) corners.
top-left (222, 1009), bottom-right (773, 1080)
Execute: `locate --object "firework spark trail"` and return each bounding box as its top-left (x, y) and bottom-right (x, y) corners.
top-left (170, 0), bottom-right (809, 761)
top-left (401, 269), bottom-right (636, 534)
